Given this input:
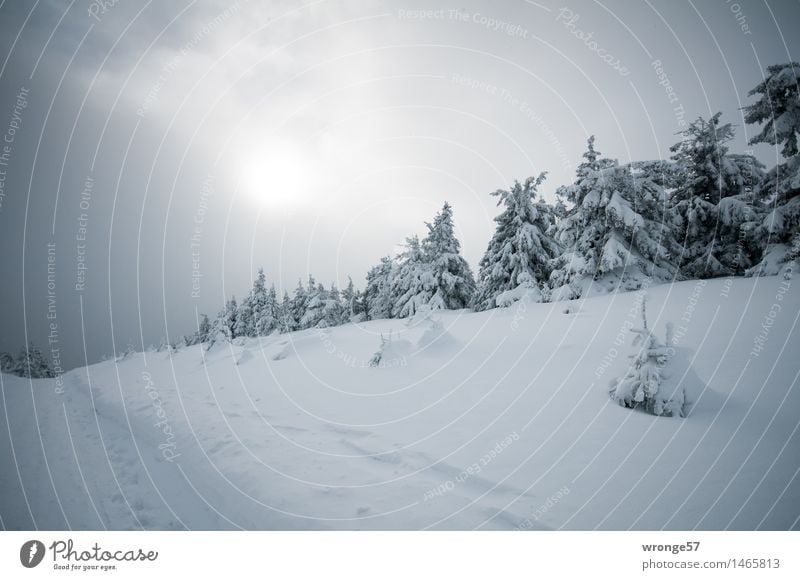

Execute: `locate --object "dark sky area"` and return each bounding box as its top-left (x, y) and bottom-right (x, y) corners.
top-left (0, 0), bottom-right (798, 369)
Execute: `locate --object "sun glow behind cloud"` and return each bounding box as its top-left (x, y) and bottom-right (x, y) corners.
top-left (237, 144), bottom-right (313, 207)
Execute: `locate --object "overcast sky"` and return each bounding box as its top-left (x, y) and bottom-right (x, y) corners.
top-left (0, 0), bottom-right (798, 369)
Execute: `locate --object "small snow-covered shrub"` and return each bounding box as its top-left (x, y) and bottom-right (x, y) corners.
top-left (369, 333), bottom-right (391, 368)
top-left (368, 332), bottom-right (411, 368)
top-left (610, 301), bottom-right (688, 417)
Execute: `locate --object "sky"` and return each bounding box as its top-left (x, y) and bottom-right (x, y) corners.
top-left (0, 0), bottom-right (798, 370)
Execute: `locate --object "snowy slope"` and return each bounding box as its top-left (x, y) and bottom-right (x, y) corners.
top-left (1, 276), bottom-right (799, 530)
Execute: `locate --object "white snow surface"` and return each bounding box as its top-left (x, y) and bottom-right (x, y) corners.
top-left (1, 277), bottom-right (798, 530)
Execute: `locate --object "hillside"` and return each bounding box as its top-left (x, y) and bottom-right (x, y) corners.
top-left (1, 276), bottom-right (798, 530)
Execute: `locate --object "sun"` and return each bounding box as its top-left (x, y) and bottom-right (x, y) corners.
top-left (238, 146), bottom-right (311, 207)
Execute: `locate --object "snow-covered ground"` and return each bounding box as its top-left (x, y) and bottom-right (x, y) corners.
top-left (1, 276), bottom-right (799, 530)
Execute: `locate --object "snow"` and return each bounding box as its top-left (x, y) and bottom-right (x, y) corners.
top-left (2, 276), bottom-right (799, 530)
top-left (607, 191), bottom-right (644, 230)
top-left (748, 243), bottom-right (795, 277)
top-left (495, 284), bottom-right (541, 308)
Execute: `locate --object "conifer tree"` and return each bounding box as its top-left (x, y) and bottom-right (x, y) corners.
top-left (323, 284), bottom-right (346, 327)
top-left (278, 291), bottom-right (295, 333)
top-left (364, 256), bottom-right (394, 320)
top-left (291, 279), bottom-right (309, 329)
top-left (391, 235), bottom-right (429, 318)
top-left (341, 277), bottom-right (357, 320)
top-left (474, 173), bottom-right (561, 309)
top-left (550, 138), bottom-right (679, 299)
top-left (0, 352), bottom-right (14, 374)
top-left (196, 314), bottom-right (211, 343)
top-left (234, 293), bottom-right (254, 337)
top-left (217, 296), bottom-right (238, 339)
top-left (421, 202), bottom-right (476, 310)
top-left (610, 299), bottom-right (687, 417)
top-left (669, 113), bottom-right (764, 277)
top-left (249, 269), bottom-right (270, 336)
top-left (743, 62), bottom-right (800, 275)
top-left (14, 343), bottom-right (54, 379)
top-left (255, 284), bottom-right (278, 336)
top-left (301, 282), bottom-right (328, 329)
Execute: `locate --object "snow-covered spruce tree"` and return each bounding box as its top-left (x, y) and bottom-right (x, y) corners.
top-left (255, 284), bottom-right (278, 336)
top-left (574, 135), bottom-right (618, 187)
top-left (293, 281), bottom-right (346, 329)
top-left (300, 282), bottom-right (328, 328)
top-left (211, 296), bottom-right (238, 342)
top-left (368, 333), bottom-right (389, 367)
top-left (364, 256), bottom-right (394, 320)
top-left (206, 309), bottom-right (229, 350)
top-left (550, 138), bottom-right (679, 299)
top-left (744, 62), bottom-right (800, 275)
top-left (290, 279), bottom-right (309, 330)
top-left (234, 292), bottom-right (254, 338)
top-left (745, 62), bottom-right (800, 159)
top-left (610, 298), bottom-right (687, 417)
top-left (225, 297), bottom-right (239, 338)
top-left (195, 314), bottom-right (211, 344)
top-left (629, 159), bottom-right (685, 189)
top-left (0, 351), bottom-right (14, 374)
top-left (669, 113), bottom-right (765, 277)
top-left (278, 291), bottom-right (295, 333)
top-left (322, 284), bottom-right (347, 327)
top-left (249, 269), bottom-right (269, 336)
top-left (421, 202), bottom-right (476, 310)
top-left (341, 277), bottom-right (358, 320)
top-left (15, 343), bottom-right (54, 379)
top-left (391, 235), bottom-right (431, 318)
top-left (474, 174), bottom-right (561, 310)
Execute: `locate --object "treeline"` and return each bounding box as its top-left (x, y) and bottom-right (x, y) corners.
top-left (193, 62), bottom-right (797, 346)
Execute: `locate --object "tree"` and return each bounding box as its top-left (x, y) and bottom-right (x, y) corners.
top-left (217, 296), bottom-right (238, 339)
top-left (194, 314), bottom-right (211, 344)
top-left (234, 293), bottom-right (254, 338)
top-left (207, 303), bottom-right (231, 349)
top-left (550, 138), bottom-right (679, 299)
top-left (341, 277), bottom-right (358, 320)
top-left (390, 235), bottom-right (429, 318)
top-left (278, 291), bottom-right (295, 333)
top-left (0, 352), bottom-right (14, 374)
top-left (743, 62), bottom-right (800, 275)
top-left (256, 284), bottom-right (278, 336)
top-left (249, 269), bottom-right (271, 336)
top-left (295, 281), bottom-right (344, 329)
top-left (421, 202), bottom-right (476, 310)
top-left (610, 299), bottom-right (687, 417)
top-left (669, 113), bottom-right (765, 277)
top-left (364, 256), bottom-right (394, 320)
top-left (290, 279), bottom-right (309, 329)
top-left (670, 113), bottom-right (739, 205)
top-left (474, 173), bottom-right (562, 309)
top-left (629, 159), bottom-right (685, 189)
top-left (323, 284), bottom-right (347, 327)
top-left (15, 343), bottom-right (54, 379)
top-left (744, 62), bottom-right (800, 158)
top-left (575, 135), bottom-right (615, 181)
top-left (300, 282), bottom-right (328, 329)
